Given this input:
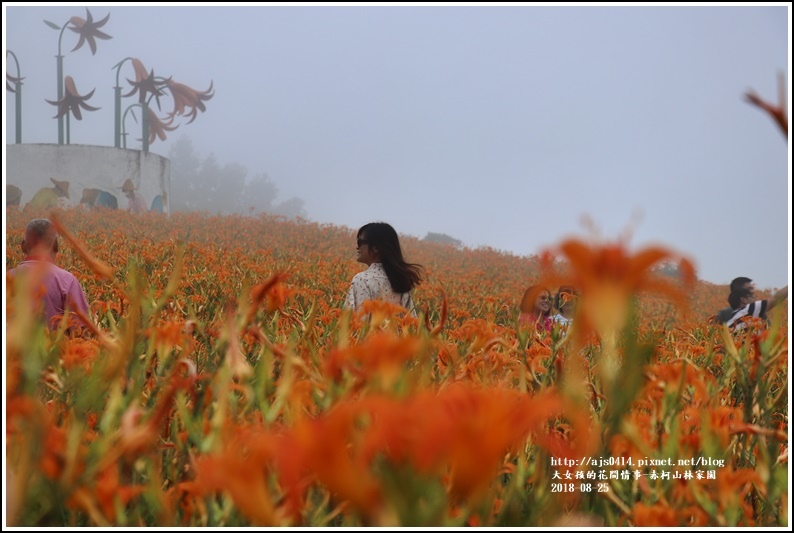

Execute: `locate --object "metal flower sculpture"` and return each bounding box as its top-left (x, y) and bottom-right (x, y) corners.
top-left (6, 50), bottom-right (23, 143)
top-left (115, 58), bottom-right (215, 150)
top-left (68, 9), bottom-right (112, 55)
top-left (165, 79), bottom-right (215, 124)
top-left (47, 76), bottom-right (100, 120)
top-left (37, 10), bottom-right (213, 150)
top-left (124, 58), bottom-right (164, 105)
top-left (145, 107), bottom-right (179, 144)
top-left (45, 8), bottom-right (112, 144)
top-left (745, 72), bottom-right (788, 138)
top-left (6, 72), bottom-right (23, 93)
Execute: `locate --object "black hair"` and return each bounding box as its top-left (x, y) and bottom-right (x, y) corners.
top-left (730, 277), bottom-right (752, 292)
top-left (357, 222), bottom-right (423, 294)
top-left (728, 287), bottom-right (753, 309)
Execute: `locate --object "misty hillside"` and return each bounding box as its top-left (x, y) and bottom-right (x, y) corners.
top-left (6, 208), bottom-right (739, 328)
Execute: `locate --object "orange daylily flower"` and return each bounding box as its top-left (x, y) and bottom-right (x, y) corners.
top-left (537, 237), bottom-right (695, 384)
top-left (425, 288), bottom-right (449, 336)
top-left (189, 428), bottom-right (280, 526)
top-left (40, 421), bottom-right (68, 480)
top-left (714, 467), bottom-right (762, 522)
top-left (525, 342), bottom-right (553, 376)
top-left (633, 502), bottom-right (679, 526)
top-left (354, 384), bottom-right (594, 500)
top-left (705, 405), bottom-right (745, 448)
top-left (100, 359), bottom-right (197, 469)
top-left (68, 465), bottom-right (145, 524)
top-left (265, 280), bottom-right (295, 313)
top-left (324, 331), bottom-right (424, 387)
top-left (243, 273), bottom-right (289, 326)
top-left (643, 361), bottom-right (713, 408)
top-left (61, 337), bottom-right (100, 373)
top-left (286, 404), bottom-right (383, 518)
top-left (453, 318), bottom-right (511, 354)
top-left (539, 238), bottom-right (695, 340)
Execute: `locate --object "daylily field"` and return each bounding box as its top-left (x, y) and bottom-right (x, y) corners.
top-left (4, 206), bottom-right (789, 527)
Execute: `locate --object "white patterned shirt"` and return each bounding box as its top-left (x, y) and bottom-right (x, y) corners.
top-left (344, 262), bottom-right (416, 315)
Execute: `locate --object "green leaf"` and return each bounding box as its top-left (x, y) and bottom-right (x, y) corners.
top-left (43, 19), bottom-right (61, 30)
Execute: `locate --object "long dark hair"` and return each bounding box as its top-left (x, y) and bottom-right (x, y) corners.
top-left (358, 222), bottom-right (423, 293)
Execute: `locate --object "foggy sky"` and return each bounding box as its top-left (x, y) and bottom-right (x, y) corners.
top-left (3, 3), bottom-right (791, 289)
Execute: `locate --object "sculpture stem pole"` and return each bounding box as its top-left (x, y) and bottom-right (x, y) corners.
top-left (7, 50), bottom-right (22, 143)
top-left (121, 102), bottom-right (142, 150)
top-left (142, 100), bottom-right (149, 153)
top-left (15, 83), bottom-right (22, 143)
top-left (114, 86), bottom-right (122, 147)
top-left (112, 58), bottom-right (133, 148)
top-left (57, 54), bottom-right (64, 144)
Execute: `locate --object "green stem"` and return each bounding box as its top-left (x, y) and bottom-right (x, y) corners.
top-left (112, 57), bottom-right (134, 148)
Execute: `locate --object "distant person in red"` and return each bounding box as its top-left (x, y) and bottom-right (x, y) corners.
top-left (518, 285), bottom-right (554, 333)
top-left (8, 218), bottom-right (90, 331)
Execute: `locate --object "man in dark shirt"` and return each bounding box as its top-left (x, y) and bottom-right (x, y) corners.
top-left (726, 286), bottom-right (788, 331)
top-left (714, 277), bottom-right (754, 324)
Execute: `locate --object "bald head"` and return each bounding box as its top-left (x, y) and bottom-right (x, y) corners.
top-left (22, 218), bottom-right (59, 258)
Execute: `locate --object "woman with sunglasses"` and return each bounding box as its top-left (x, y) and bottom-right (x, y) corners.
top-left (518, 285), bottom-right (553, 333)
top-left (343, 222), bottom-right (424, 314)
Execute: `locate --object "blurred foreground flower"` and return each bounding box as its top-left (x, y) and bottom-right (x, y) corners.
top-left (50, 213), bottom-right (114, 280)
top-left (538, 236), bottom-right (695, 382)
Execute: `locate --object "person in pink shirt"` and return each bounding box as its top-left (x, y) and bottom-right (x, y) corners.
top-left (8, 218), bottom-right (90, 332)
top-left (518, 285), bottom-right (554, 333)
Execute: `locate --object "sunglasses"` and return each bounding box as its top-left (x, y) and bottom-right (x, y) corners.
top-left (356, 238), bottom-right (369, 247)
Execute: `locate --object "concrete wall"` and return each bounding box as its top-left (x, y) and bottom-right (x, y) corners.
top-left (5, 144), bottom-right (170, 213)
